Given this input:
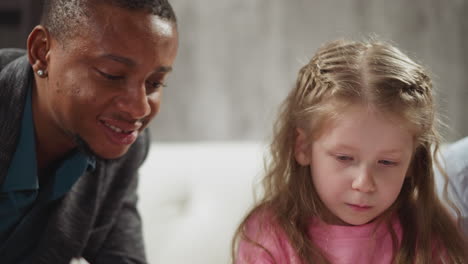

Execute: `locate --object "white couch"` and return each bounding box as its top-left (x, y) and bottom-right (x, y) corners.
top-left (137, 139), bottom-right (468, 264)
top-left (138, 142), bottom-right (266, 264)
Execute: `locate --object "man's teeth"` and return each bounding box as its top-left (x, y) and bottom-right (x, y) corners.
top-left (103, 122), bottom-right (131, 133)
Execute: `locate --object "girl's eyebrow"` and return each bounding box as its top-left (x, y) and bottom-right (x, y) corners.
top-left (380, 149), bottom-right (403, 154)
top-left (329, 143), bottom-right (405, 155)
top-left (328, 143), bottom-right (356, 151)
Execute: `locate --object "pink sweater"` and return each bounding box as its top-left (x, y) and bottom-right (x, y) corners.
top-left (236, 213), bottom-right (403, 264)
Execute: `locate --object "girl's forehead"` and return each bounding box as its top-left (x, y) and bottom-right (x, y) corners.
top-left (315, 104), bottom-right (415, 151)
top-left (320, 102), bottom-right (411, 131)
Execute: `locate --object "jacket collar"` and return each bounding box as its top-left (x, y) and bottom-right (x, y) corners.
top-left (0, 54), bottom-right (32, 183)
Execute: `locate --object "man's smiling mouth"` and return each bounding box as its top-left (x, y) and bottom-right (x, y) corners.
top-left (101, 120), bottom-right (134, 134)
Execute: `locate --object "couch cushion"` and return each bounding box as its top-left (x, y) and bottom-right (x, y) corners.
top-left (138, 142), bottom-right (265, 264)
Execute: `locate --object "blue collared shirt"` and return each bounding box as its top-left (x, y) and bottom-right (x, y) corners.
top-left (0, 87), bottom-right (95, 248)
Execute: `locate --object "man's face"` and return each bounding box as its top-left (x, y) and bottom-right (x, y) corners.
top-left (41, 4), bottom-right (178, 159)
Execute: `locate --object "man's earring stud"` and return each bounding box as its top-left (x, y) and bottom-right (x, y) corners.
top-left (37, 69), bottom-right (45, 77)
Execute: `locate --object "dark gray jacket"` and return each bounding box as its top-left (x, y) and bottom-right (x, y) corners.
top-left (0, 49), bottom-right (148, 264)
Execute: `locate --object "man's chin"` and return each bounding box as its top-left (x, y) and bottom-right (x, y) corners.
top-left (73, 135), bottom-right (130, 161)
top-left (99, 149), bottom-right (131, 160)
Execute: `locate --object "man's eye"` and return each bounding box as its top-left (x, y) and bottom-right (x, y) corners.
top-left (146, 81), bottom-right (166, 92)
top-left (379, 160), bottom-right (398, 166)
top-left (96, 69), bottom-right (124, 80)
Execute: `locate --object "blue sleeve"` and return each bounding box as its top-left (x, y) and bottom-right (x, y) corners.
top-left (437, 137), bottom-right (468, 235)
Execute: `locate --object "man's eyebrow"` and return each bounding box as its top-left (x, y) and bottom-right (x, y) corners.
top-left (101, 54), bottom-right (136, 66)
top-left (100, 54), bottom-right (172, 73)
top-left (157, 66), bottom-right (172, 73)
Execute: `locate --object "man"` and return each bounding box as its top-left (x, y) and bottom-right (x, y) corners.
top-left (0, 0), bottom-right (178, 263)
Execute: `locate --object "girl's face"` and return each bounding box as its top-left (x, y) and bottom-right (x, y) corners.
top-left (295, 104), bottom-right (414, 226)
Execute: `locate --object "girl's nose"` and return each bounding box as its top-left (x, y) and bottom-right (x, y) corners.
top-left (351, 167), bottom-right (376, 193)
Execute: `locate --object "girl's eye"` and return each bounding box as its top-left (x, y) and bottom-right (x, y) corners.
top-left (379, 160), bottom-right (398, 166)
top-left (336, 155), bottom-right (353, 162)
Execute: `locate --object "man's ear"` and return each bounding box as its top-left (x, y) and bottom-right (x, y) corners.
top-left (27, 25), bottom-right (51, 75)
top-left (294, 128), bottom-right (311, 166)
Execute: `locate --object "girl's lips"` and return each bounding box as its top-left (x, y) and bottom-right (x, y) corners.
top-left (346, 203), bottom-right (372, 211)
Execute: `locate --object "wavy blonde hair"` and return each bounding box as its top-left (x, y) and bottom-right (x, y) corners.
top-left (232, 39), bottom-right (467, 263)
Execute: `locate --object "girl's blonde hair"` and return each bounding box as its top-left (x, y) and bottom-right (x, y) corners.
top-left (232, 39), bottom-right (467, 263)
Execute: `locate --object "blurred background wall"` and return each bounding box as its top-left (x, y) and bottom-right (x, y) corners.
top-left (1, 0), bottom-right (467, 142)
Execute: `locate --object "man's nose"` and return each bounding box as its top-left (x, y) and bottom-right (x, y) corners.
top-left (115, 84), bottom-right (151, 120)
top-left (351, 166), bottom-right (376, 193)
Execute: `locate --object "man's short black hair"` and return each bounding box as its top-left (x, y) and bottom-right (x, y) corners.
top-left (40, 0), bottom-right (177, 42)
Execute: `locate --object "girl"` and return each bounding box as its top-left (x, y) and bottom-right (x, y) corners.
top-left (232, 39), bottom-right (467, 263)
